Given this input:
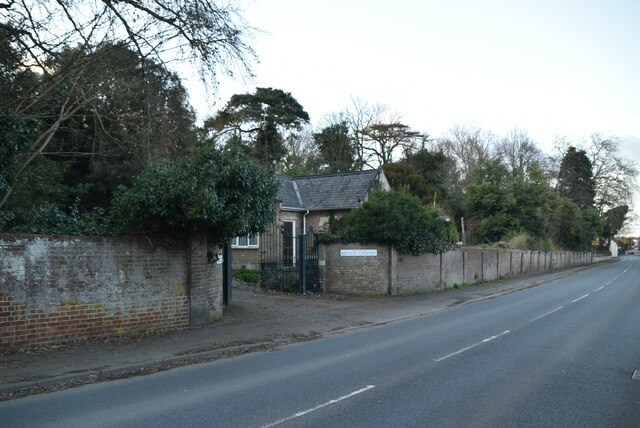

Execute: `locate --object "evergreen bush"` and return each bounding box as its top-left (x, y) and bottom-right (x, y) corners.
top-left (321, 189), bottom-right (457, 255)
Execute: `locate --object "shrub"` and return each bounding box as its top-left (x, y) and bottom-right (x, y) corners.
top-left (508, 232), bottom-right (529, 250)
top-left (506, 232), bottom-right (556, 252)
top-left (112, 143), bottom-right (278, 245)
top-left (453, 282), bottom-right (471, 289)
top-left (323, 189), bottom-right (457, 255)
top-left (537, 237), bottom-right (556, 252)
top-left (233, 268), bottom-right (261, 283)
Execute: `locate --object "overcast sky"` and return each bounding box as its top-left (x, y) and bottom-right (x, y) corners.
top-left (186, 0), bottom-right (640, 235)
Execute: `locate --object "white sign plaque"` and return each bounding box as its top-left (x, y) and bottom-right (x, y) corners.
top-left (340, 249), bottom-right (378, 257)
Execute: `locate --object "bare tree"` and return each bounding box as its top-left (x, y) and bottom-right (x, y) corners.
top-left (2, 0), bottom-right (255, 85)
top-left (360, 117), bottom-right (424, 166)
top-left (435, 125), bottom-right (496, 182)
top-left (341, 98), bottom-right (425, 168)
top-left (585, 134), bottom-right (639, 214)
top-left (1, 0), bottom-right (256, 210)
top-left (495, 128), bottom-right (548, 177)
top-left (552, 134), bottom-right (639, 214)
top-left (281, 124), bottom-right (320, 174)
top-left (343, 98), bottom-right (388, 170)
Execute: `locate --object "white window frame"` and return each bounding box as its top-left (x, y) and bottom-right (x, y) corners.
top-left (231, 234), bottom-right (260, 249)
top-left (280, 220), bottom-right (297, 263)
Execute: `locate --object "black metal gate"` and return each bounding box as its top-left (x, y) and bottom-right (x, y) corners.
top-left (260, 224), bottom-right (321, 293)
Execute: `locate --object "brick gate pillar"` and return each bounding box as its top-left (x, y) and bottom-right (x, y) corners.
top-left (187, 230), bottom-right (223, 328)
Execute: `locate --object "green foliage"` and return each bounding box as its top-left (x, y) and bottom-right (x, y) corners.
top-left (111, 143), bottom-right (279, 245)
top-left (253, 121), bottom-right (287, 166)
top-left (1, 42), bottom-right (199, 234)
top-left (8, 200), bottom-right (113, 236)
top-left (314, 122), bottom-right (355, 173)
top-left (508, 233), bottom-right (529, 250)
top-left (547, 196), bottom-right (583, 250)
top-left (0, 108), bottom-right (41, 215)
top-left (506, 232), bottom-right (555, 251)
top-left (206, 87), bottom-right (310, 166)
top-left (581, 207), bottom-right (603, 246)
top-left (208, 87), bottom-right (310, 131)
top-left (324, 190), bottom-right (457, 255)
top-left (538, 237), bottom-right (556, 252)
top-left (233, 268), bottom-right (261, 283)
top-left (383, 149), bottom-right (459, 225)
top-left (546, 195), bottom-right (600, 250)
top-left (46, 43), bottom-right (198, 210)
top-left (557, 146), bottom-right (595, 210)
top-left (403, 149), bottom-right (455, 206)
top-left (464, 160), bottom-right (510, 242)
top-left (601, 205), bottom-right (629, 247)
top-left (383, 163), bottom-right (435, 205)
top-left (463, 156), bottom-right (601, 251)
top-left (453, 282), bottom-right (471, 289)
top-left (280, 164), bottom-right (311, 176)
top-left (0, 131), bottom-right (107, 233)
top-left (452, 277), bottom-right (492, 289)
top-left (0, 109), bottom-right (39, 165)
top-left (464, 160), bottom-right (550, 243)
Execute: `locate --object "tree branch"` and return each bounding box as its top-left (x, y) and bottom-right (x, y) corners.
top-left (1, 86), bottom-right (99, 210)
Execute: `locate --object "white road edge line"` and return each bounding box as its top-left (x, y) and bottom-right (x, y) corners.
top-left (594, 286), bottom-right (604, 292)
top-left (433, 330), bottom-right (511, 362)
top-left (260, 385), bottom-right (376, 428)
top-left (530, 306), bottom-right (564, 322)
top-left (572, 294), bottom-right (589, 303)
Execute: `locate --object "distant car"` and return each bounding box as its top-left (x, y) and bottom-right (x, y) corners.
top-left (627, 250), bottom-right (637, 255)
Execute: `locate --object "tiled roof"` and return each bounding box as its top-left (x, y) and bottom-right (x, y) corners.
top-left (277, 170), bottom-right (381, 211)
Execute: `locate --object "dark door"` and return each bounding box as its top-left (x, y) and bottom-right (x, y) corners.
top-left (282, 221), bottom-right (294, 265)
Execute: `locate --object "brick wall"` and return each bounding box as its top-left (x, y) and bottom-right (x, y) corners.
top-left (320, 244), bottom-right (594, 295)
top-left (0, 232), bottom-right (221, 350)
top-left (322, 243), bottom-right (391, 295)
top-left (231, 247), bottom-right (261, 271)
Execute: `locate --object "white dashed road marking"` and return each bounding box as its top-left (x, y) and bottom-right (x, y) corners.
top-left (530, 306), bottom-right (564, 322)
top-left (571, 294), bottom-right (589, 303)
top-left (434, 330), bottom-right (511, 362)
top-left (261, 385), bottom-right (376, 428)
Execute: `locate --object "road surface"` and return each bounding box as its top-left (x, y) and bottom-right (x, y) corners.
top-left (2, 257), bottom-right (639, 427)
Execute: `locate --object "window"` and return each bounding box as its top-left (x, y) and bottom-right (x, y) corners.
top-left (231, 234), bottom-right (259, 248)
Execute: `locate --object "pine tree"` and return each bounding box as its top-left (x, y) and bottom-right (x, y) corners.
top-left (557, 147), bottom-right (596, 209)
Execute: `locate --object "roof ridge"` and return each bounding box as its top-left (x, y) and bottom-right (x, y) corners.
top-left (285, 169), bottom-right (379, 180)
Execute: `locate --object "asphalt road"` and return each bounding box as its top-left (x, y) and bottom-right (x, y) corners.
top-left (2, 257), bottom-right (639, 427)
